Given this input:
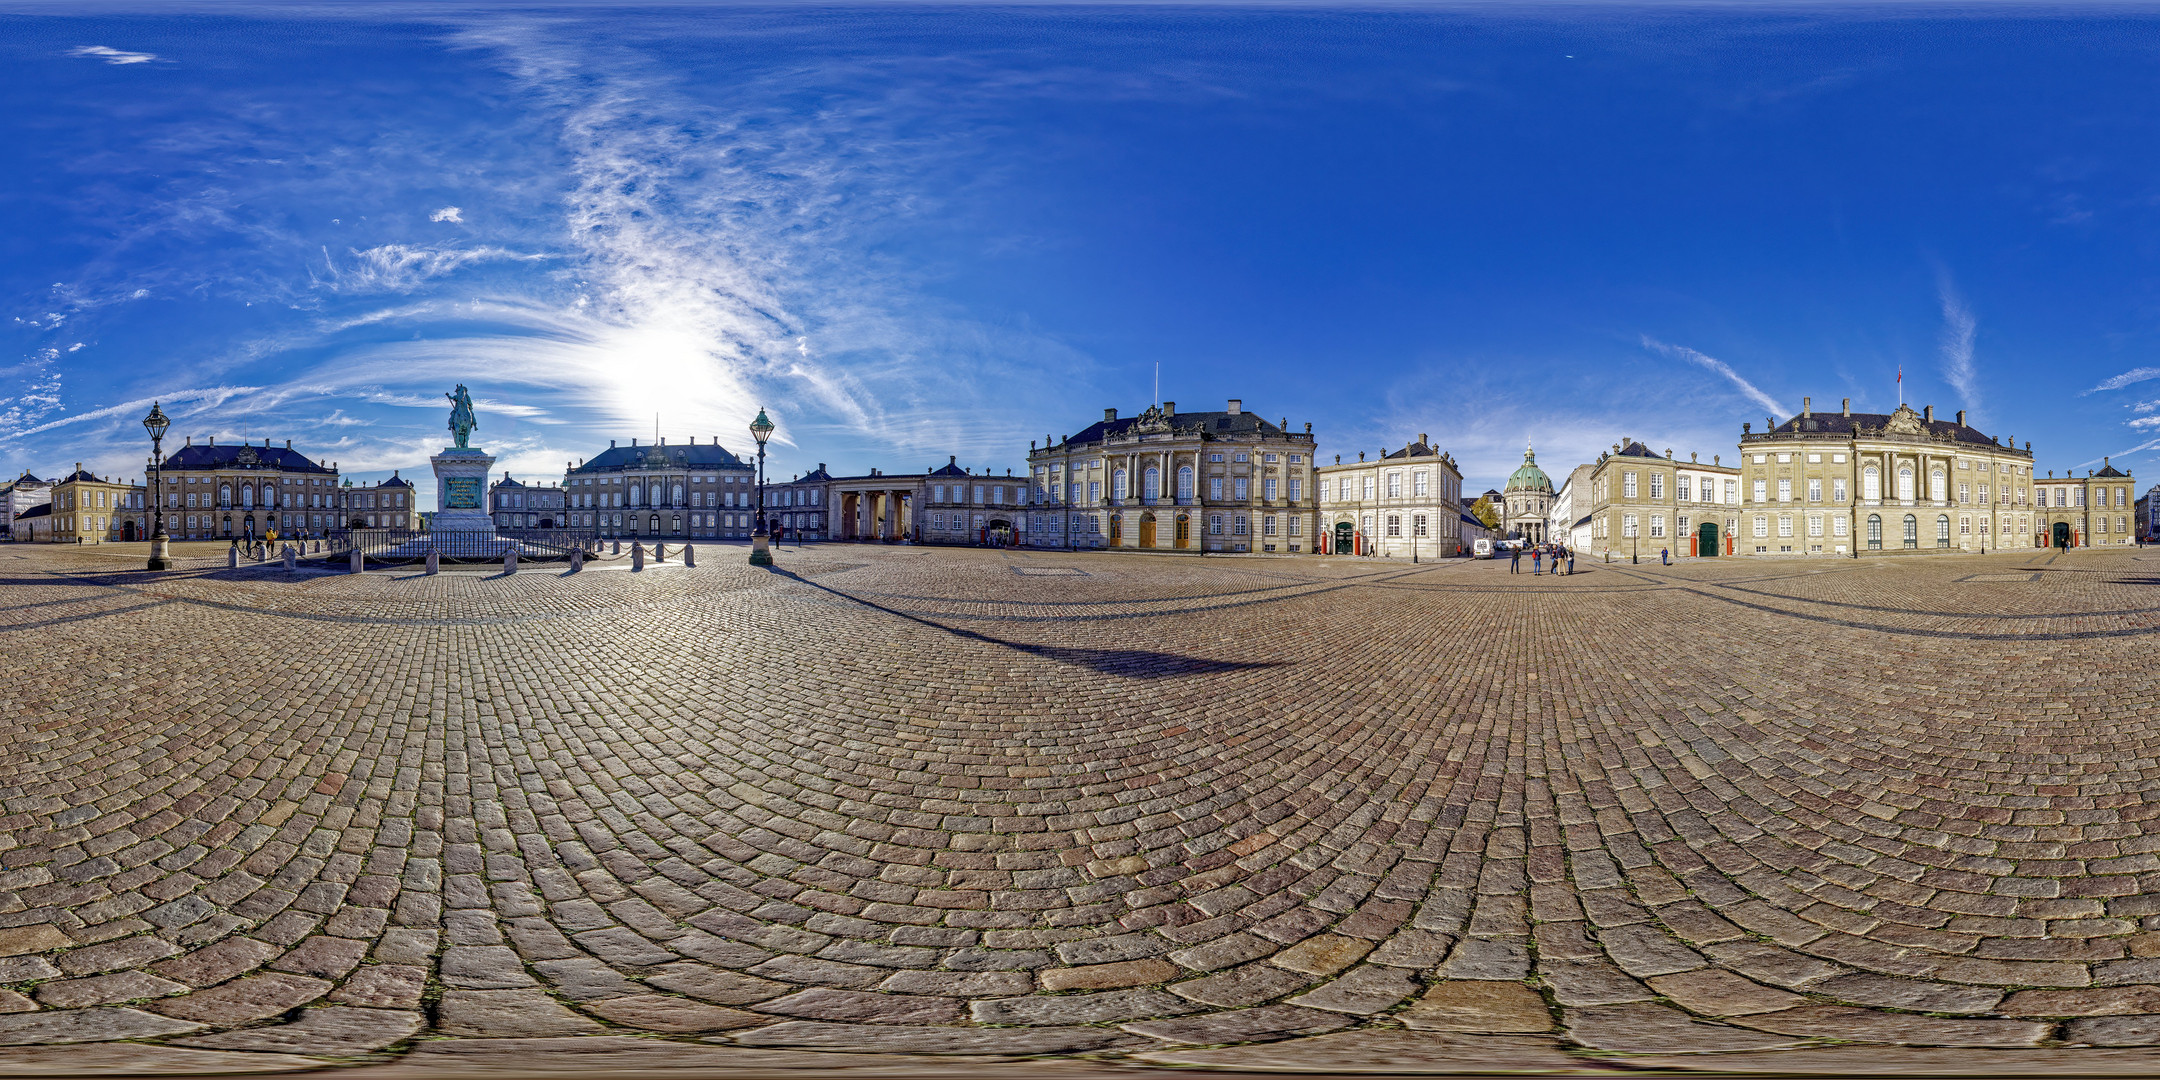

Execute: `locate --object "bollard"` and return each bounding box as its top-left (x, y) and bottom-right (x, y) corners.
top-left (350, 548), bottom-right (364, 574)
top-left (683, 543), bottom-right (695, 568)
top-left (632, 543), bottom-right (645, 571)
top-left (283, 545), bottom-right (296, 572)
top-left (656, 542), bottom-right (668, 563)
top-left (504, 547), bottom-right (518, 575)
top-left (612, 540), bottom-right (621, 556)
top-left (228, 546), bottom-right (239, 569)
top-left (426, 549), bottom-right (439, 575)
top-left (571, 548), bottom-right (584, 573)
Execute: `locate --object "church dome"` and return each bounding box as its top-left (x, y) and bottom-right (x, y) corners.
top-left (1504, 444), bottom-right (1553, 493)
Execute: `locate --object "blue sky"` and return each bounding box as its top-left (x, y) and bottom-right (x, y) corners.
top-left (8, 3), bottom-right (2160, 501)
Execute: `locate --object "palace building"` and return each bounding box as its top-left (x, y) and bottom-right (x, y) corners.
top-left (488, 474), bottom-right (565, 530)
top-left (2034, 460), bottom-right (2139, 549)
top-left (1735, 399), bottom-right (2036, 556)
top-left (1027, 399), bottom-right (1319, 552)
top-left (1316, 435), bottom-right (1463, 556)
top-left (1585, 442), bottom-right (1741, 558)
top-left (47, 465), bottom-right (146, 543)
top-left (563, 437), bottom-right (758, 542)
top-left (158, 437), bottom-right (341, 540)
top-left (340, 472), bottom-right (420, 530)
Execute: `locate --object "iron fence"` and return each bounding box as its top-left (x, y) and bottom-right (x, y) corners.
top-left (327, 526), bottom-right (600, 565)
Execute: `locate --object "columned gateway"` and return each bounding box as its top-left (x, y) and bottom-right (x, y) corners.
top-left (829, 472), bottom-right (924, 542)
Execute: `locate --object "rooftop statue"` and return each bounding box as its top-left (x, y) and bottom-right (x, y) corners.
top-left (446, 384), bottom-right (477, 449)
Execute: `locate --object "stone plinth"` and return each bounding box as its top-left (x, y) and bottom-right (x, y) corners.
top-left (431, 448), bottom-right (495, 533)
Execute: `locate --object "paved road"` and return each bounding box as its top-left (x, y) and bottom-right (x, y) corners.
top-left (2, 542), bottom-right (2159, 1075)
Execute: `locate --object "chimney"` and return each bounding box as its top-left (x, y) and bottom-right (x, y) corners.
top-left (1956, 410), bottom-right (1966, 426)
top-left (1924, 405), bottom-right (1934, 422)
top-left (285, 439), bottom-right (291, 449)
top-left (610, 440), bottom-right (616, 447)
top-left (1842, 398), bottom-right (1851, 416)
top-left (1419, 433), bottom-right (1429, 446)
top-left (632, 438), bottom-right (638, 446)
top-left (1104, 408), bottom-right (1117, 422)
top-left (1803, 397), bottom-right (1812, 417)
top-left (1227, 398), bottom-right (1242, 415)
top-left (819, 463), bottom-right (826, 471)
top-left (185, 436), bottom-right (191, 446)
top-left (950, 455), bottom-right (957, 466)
top-left (1163, 401), bottom-right (1175, 417)
top-left (209, 436), bottom-right (215, 445)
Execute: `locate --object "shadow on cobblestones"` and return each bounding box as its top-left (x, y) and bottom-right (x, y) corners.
top-left (770, 566), bottom-right (1282, 678)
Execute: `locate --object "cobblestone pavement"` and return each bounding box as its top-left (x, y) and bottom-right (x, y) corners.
top-left (4, 541), bottom-right (2160, 1075)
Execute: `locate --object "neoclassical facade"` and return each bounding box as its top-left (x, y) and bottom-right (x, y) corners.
top-left (488, 474), bottom-right (565, 530)
top-left (1735, 399), bottom-right (2035, 556)
top-left (1316, 435), bottom-right (1463, 556)
top-left (159, 437), bottom-right (341, 540)
top-left (2034, 460), bottom-right (2139, 549)
top-left (1027, 399), bottom-right (1319, 553)
top-left (47, 465), bottom-right (146, 543)
top-left (1501, 445), bottom-right (1554, 543)
top-left (920, 458), bottom-right (1032, 546)
top-left (563, 438), bottom-right (757, 541)
top-left (339, 472), bottom-right (420, 530)
top-left (769, 464), bottom-right (833, 541)
top-left (1586, 442), bottom-right (1741, 558)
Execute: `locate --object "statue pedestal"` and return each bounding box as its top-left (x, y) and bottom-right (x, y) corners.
top-left (431, 448), bottom-right (495, 533)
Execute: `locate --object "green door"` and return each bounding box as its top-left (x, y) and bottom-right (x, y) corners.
top-left (1697, 521), bottom-right (1718, 558)
top-left (2053, 521), bottom-right (2072, 549)
top-left (1334, 522), bottom-right (1354, 554)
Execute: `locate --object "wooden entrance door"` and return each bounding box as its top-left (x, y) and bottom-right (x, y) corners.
top-left (1109, 515), bottom-right (1122, 546)
top-left (1139, 514), bottom-right (1157, 548)
top-left (1175, 514), bottom-right (1190, 548)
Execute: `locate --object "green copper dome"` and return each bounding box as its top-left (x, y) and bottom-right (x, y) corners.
top-left (1504, 443), bottom-right (1553, 493)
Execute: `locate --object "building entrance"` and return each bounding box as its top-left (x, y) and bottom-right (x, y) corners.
top-left (2053, 521), bottom-right (2072, 549)
top-left (1333, 521), bottom-right (1353, 554)
top-left (1696, 521), bottom-right (1717, 558)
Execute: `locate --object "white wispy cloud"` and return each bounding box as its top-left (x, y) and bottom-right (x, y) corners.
top-left (1, 386), bottom-right (258, 442)
top-left (1640, 336), bottom-right (1787, 417)
top-left (314, 244), bottom-right (551, 292)
top-left (70, 46), bottom-right (156, 66)
top-left (1937, 276), bottom-right (1979, 411)
top-left (2084, 367), bottom-right (2160, 394)
top-left (429, 206), bottom-right (464, 223)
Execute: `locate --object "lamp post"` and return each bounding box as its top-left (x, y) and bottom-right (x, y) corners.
top-left (748, 408), bottom-right (775, 566)
top-left (142, 403), bottom-right (171, 570)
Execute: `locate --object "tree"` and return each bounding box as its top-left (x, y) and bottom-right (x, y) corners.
top-left (1469, 495), bottom-right (1500, 530)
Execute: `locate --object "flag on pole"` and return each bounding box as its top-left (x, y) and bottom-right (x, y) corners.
top-left (1896, 365), bottom-right (1903, 404)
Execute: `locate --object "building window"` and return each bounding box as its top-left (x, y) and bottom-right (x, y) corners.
top-left (1863, 466), bottom-right (1880, 501)
top-left (1959, 515), bottom-right (1971, 535)
top-left (1233, 515), bottom-right (1248, 535)
top-left (1623, 513), bottom-right (1639, 538)
top-left (1753, 515), bottom-right (1769, 538)
top-left (1386, 514), bottom-right (1401, 537)
top-left (1209, 514), bottom-right (1223, 535)
top-left (1650, 514), bottom-right (1666, 538)
top-left (1833, 516), bottom-right (1848, 537)
top-left (1808, 479), bottom-right (1821, 502)
top-left (1362, 476), bottom-right (1375, 500)
top-left (1234, 477), bottom-right (1249, 500)
top-left (1897, 467), bottom-right (1915, 501)
top-left (1724, 480), bottom-right (1738, 504)
top-left (1113, 469), bottom-right (1128, 501)
top-left (1677, 476), bottom-right (1692, 502)
top-left (1414, 514), bottom-right (1428, 536)
top-left (1387, 472), bottom-right (1402, 497)
top-left (1752, 479), bottom-right (1767, 503)
top-left (1808, 514), bottom-right (1823, 537)
top-left (1143, 467), bottom-right (1160, 501)
top-left (1623, 473), bottom-right (1637, 498)
top-left (1210, 477), bottom-right (1224, 500)
top-left (1178, 466), bottom-right (1193, 500)
top-left (1649, 475), bottom-right (1663, 500)
top-left (1413, 471), bottom-right (1428, 496)
top-left (1264, 477), bottom-right (1279, 499)
top-left (1288, 477), bottom-right (1302, 501)
top-left (1903, 513), bottom-right (1918, 548)
top-left (1777, 514), bottom-right (1793, 537)
top-left (1264, 515), bottom-right (1278, 535)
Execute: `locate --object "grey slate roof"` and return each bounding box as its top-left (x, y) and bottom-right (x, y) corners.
top-left (1767, 410), bottom-right (2007, 447)
top-left (570, 441), bottom-right (750, 474)
top-left (165, 442), bottom-right (335, 474)
top-left (1061, 409), bottom-right (1286, 445)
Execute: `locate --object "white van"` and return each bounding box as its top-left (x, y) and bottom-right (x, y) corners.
top-left (1472, 538), bottom-right (1493, 558)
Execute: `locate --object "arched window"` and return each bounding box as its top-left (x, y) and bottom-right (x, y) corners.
top-left (1177, 466), bottom-right (1193, 501)
top-left (1902, 513), bottom-right (1918, 547)
top-left (1143, 467), bottom-right (1160, 501)
top-left (1930, 470), bottom-right (1946, 502)
top-left (1862, 466), bottom-right (1880, 501)
top-left (672, 514), bottom-right (681, 533)
top-left (1897, 466), bottom-right (1914, 501)
top-left (649, 514), bottom-right (660, 532)
top-left (219, 484), bottom-right (231, 507)
top-left (1113, 469), bottom-right (1128, 501)
top-left (672, 484), bottom-right (684, 505)
top-left (1936, 515), bottom-right (1951, 546)
top-left (1867, 513), bottom-right (1882, 549)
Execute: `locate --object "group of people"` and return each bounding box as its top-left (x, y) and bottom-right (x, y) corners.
top-left (1507, 541), bottom-right (1574, 575)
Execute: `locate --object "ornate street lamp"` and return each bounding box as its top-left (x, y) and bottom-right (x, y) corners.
top-left (748, 408), bottom-right (775, 566)
top-left (142, 402), bottom-right (171, 570)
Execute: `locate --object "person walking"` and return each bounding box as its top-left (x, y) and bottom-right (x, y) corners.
top-left (1509, 545), bottom-right (1522, 574)
top-left (1565, 545), bottom-right (1575, 575)
top-left (1661, 546), bottom-right (1670, 566)
top-left (1531, 547), bottom-right (1543, 575)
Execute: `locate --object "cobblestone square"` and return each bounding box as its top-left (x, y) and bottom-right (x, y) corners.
top-left (4, 542), bottom-right (2160, 1074)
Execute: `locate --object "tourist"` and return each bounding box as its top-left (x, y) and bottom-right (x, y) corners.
top-left (1509, 544), bottom-right (1522, 574)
